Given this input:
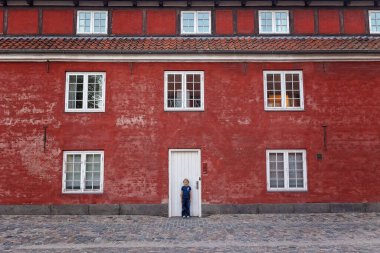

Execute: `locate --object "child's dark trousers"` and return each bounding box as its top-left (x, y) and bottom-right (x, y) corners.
top-left (182, 198), bottom-right (190, 217)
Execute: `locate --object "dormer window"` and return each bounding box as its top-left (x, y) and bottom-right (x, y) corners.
top-left (369, 11), bottom-right (380, 34)
top-left (181, 11), bottom-right (211, 34)
top-left (259, 10), bottom-right (289, 34)
top-left (77, 11), bottom-right (108, 34)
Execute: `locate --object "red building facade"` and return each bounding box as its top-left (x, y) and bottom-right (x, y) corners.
top-left (0, 0), bottom-right (379, 216)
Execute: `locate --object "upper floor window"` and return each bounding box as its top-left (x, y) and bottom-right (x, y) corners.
top-left (259, 10), bottom-right (289, 34)
top-left (263, 71), bottom-right (304, 111)
top-left (266, 150), bottom-right (307, 192)
top-left (164, 71), bottom-right (204, 111)
top-left (65, 72), bottom-right (106, 112)
top-left (77, 11), bottom-right (108, 34)
top-left (181, 11), bottom-right (211, 34)
top-left (369, 11), bottom-right (380, 34)
top-left (62, 151), bottom-right (104, 194)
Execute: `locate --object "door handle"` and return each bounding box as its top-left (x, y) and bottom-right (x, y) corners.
top-left (196, 181), bottom-right (199, 189)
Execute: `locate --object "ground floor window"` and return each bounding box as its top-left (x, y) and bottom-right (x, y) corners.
top-left (266, 150), bottom-right (307, 191)
top-left (62, 151), bottom-right (104, 193)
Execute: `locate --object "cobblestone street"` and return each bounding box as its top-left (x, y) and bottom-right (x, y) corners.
top-left (0, 213), bottom-right (379, 252)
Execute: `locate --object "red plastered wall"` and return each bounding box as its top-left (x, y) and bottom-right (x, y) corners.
top-left (0, 10), bottom-right (3, 34)
top-left (318, 9), bottom-right (341, 34)
top-left (215, 10), bottom-right (233, 35)
top-left (42, 9), bottom-right (74, 35)
top-left (343, 9), bottom-right (366, 34)
top-left (112, 10), bottom-right (143, 35)
top-left (0, 61), bottom-right (379, 205)
top-left (293, 9), bottom-right (315, 34)
top-left (8, 9), bottom-right (39, 35)
top-left (146, 10), bottom-right (176, 35)
top-left (237, 10), bottom-right (254, 34)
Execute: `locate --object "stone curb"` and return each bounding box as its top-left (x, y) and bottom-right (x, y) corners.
top-left (0, 203), bottom-right (379, 215)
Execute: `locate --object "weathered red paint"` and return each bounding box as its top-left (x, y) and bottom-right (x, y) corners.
top-left (215, 10), bottom-right (233, 35)
top-left (146, 10), bottom-right (176, 35)
top-left (7, 9), bottom-right (39, 35)
top-left (343, 9), bottom-right (366, 34)
top-left (42, 9), bottom-right (73, 35)
top-left (318, 9), bottom-right (341, 34)
top-left (0, 62), bottom-right (379, 205)
top-left (293, 9), bottom-right (314, 34)
top-left (237, 10), bottom-right (254, 34)
top-left (0, 10), bottom-right (3, 34)
top-left (112, 10), bottom-right (143, 35)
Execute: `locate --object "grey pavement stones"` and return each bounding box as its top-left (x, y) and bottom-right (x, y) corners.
top-left (0, 213), bottom-right (379, 252)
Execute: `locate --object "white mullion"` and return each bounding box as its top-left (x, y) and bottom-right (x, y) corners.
top-left (284, 151), bottom-right (289, 190)
top-left (83, 74), bottom-right (88, 110)
top-left (100, 154), bottom-right (104, 191)
top-left (62, 156), bottom-right (67, 192)
top-left (182, 73), bottom-right (186, 109)
top-left (194, 12), bottom-right (198, 34)
top-left (201, 73), bottom-right (204, 110)
top-left (272, 12), bottom-right (276, 33)
top-left (281, 72), bottom-right (286, 109)
top-left (80, 154), bottom-right (85, 192)
top-left (90, 12), bottom-right (94, 34)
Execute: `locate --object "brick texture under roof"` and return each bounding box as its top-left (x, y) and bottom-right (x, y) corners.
top-left (0, 36), bottom-right (380, 53)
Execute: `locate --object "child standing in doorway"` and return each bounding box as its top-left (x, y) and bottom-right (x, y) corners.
top-left (181, 178), bottom-right (191, 218)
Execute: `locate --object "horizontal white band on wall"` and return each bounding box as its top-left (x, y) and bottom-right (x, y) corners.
top-left (1, 53), bottom-right (380, 62)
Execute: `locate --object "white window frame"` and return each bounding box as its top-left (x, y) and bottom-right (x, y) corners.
top-left (263, 70), bottom-right (304, 111)
top-left (266, 149), bottom-right (308, 192)
top-left (369, 10), bottom-right (380, 34)
top-left (181, 11), bottom-right (212, 34)
top-left (62, 151), bottom-right (104, 194)
top-left (164, 71), bottom-right (205, 111)
top-left (258, 10), bottom-right (290, 34)
top-left (65, 72), bottom-right (106, 113)
top-left (76, 11), bottom-right (108, 35)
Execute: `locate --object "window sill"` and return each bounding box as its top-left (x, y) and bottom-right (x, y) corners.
top-left (264, 108), bottom-right (305, 112)
top-left (267, 189), bottom-right (308, 192)
top-left (62, 191), bottom-right (103, 194)
top-left (164, 108), bottom-right (204, 112)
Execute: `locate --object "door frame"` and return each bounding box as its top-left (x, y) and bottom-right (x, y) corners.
top-left (168, 149), bottom-right (202, 217)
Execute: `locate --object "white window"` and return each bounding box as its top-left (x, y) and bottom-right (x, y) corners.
top-left (164, 71), bottom-right (204, 111)
top-left (65, 72), bottom-right (106, 112)
top-left (259, 10), bottom-right (289, 34)
top-left (266, 150), bottom-right (307, 191)
top-left (77, 11), bottom-right (108, 34)
top-left (369, 11), bottom-right (380, 34)
top-left (263, 71), bottom-right (304, 111)
top-left (62, 151), bottom-right (104, 194)
top-left (181, 11), bottom-right (211, 34)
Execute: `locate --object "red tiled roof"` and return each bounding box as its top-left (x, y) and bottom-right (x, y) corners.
top-left (0, 36), bottom-right (380, 54)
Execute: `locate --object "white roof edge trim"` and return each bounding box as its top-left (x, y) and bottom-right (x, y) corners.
top-left (1, 54), bottom-right (380, 62)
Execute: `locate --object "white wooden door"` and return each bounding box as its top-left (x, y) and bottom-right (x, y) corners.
top-left (169, 149), bottom-right (201, 217)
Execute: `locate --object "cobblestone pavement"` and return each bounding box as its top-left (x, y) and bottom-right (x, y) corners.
top-left (0, 213), bottom-right (379, 252)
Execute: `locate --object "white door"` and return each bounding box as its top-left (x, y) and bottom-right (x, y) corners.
top-left (169, 149), bottom-right (201, 217)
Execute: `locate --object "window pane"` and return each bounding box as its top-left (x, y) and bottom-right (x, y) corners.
top-left (68, 75), bottom-right (84, 109)
top-left (197, 12), bottom-right (210, 33)
top-left (183, 13), bottom-right (195, 33)
top-left (268, 152), bottom-right (285, 188)
top-left (94, 12), bottom-right (107, 33)
top-left (266, 73), bottom-right (282, 108)
top-left (275, 12), bottom-right (288, 33)
top-left (78, 12), bottom-right (91, 33)
top-left (87, 75), bottom-right (103, 109)
top-left (186, 74), bottom-right (201, 108)
top-left (167, 74), bottom-right (182, 108)
top-left (260, 12), bottom-right (273, 32)
top-left (285, 73), bottom-right (301, 108)
top-left (371, 12), bottom-right (380, 32)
